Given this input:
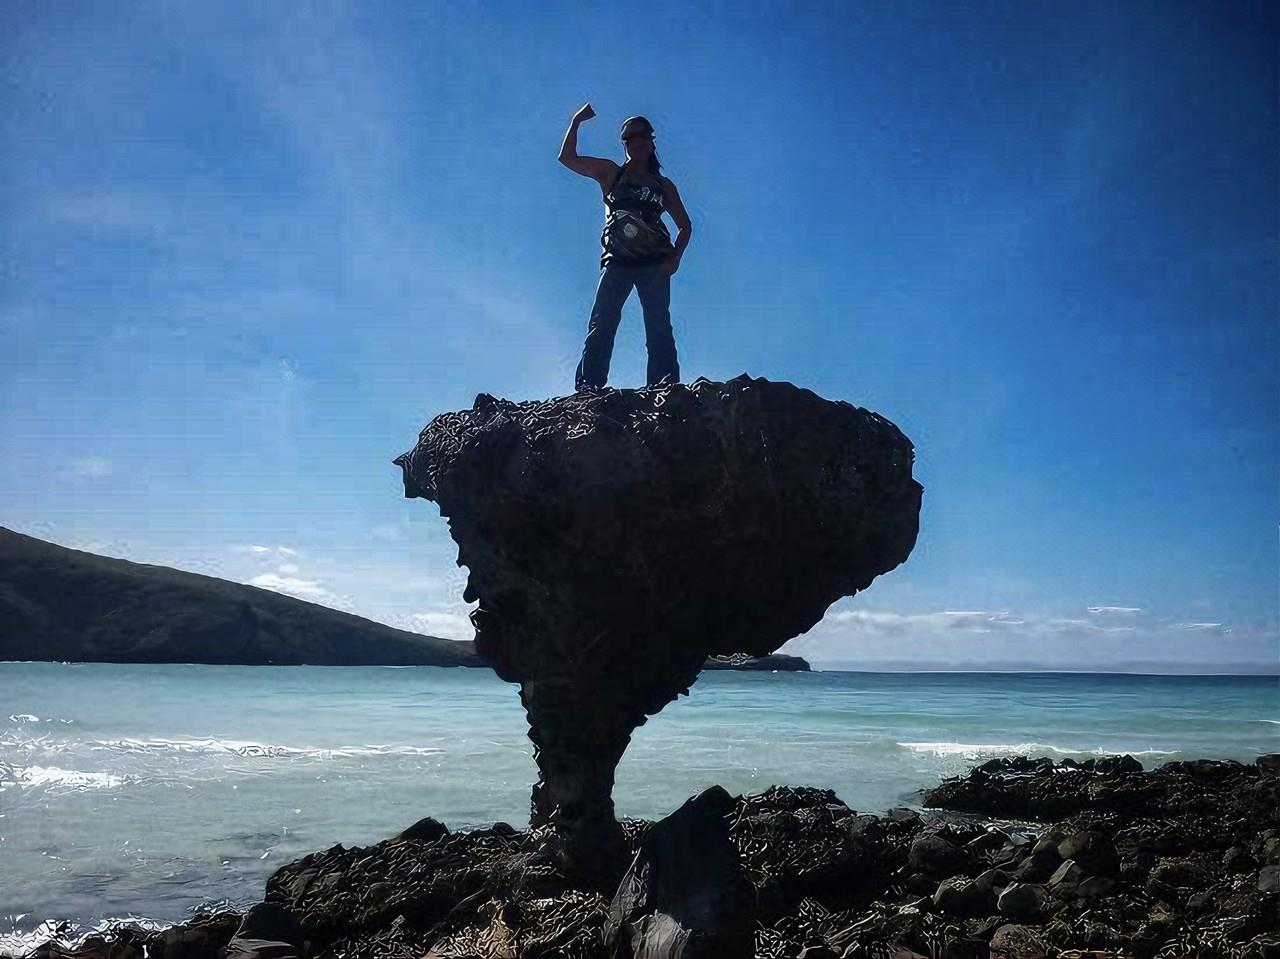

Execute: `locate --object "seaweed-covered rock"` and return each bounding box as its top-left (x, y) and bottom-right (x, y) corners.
top-left (908, 832), bottom-right (972, 879)
top-left (1057, 829), bottom-right (1119, 878)
top-left (988, 923), bottom-right (1047, 958)
top-left (996, 882), bottom-right (1050, 921)
top-left (394, 376), bottom-right (921, 877)
top-left (932, 876), bottom-right (994, 917)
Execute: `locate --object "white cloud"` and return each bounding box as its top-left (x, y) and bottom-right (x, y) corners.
top-left (407, 609), bottom-right (475, 641)
top-left (826, 609), bottom-right (1027, 635)
top-left (249, 571), bottom-right (351, 611)
top-left (70, 457), bottom-right (112, 478)
top-left (230, 544), bottom-right (300, 559)
top-left (46, 188), bottom-right (172, 233)
top-left (785, 603), bottom-right (1269, 669)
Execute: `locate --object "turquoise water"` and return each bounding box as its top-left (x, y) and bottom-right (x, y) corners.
top-left (0, 663), bottom-right (1275, 947)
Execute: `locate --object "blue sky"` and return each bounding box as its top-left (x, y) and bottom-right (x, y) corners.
top-left (2, 1), bottom-right (1275, 671)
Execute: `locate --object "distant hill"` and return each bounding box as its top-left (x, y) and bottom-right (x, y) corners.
top-left (0, 527), bottom-right (484, 667)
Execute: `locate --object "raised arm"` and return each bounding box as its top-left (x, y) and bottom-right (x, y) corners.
top-left (557, 103), bottom-right (618, 188)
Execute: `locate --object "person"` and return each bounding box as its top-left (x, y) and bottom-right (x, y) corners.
top-left (557, 103), bottom-right (693, 391)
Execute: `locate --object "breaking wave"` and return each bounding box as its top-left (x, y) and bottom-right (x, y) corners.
top-left (895, 741), bottom-right (1181, 759)
top-left (83, 737), bottom-right (446, 759)
top-left (0, 763), bottom-right (131, 792)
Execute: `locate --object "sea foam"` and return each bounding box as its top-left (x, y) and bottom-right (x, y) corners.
top-left (896, 741), bottom-right (1180, 759)
top-left (84, 737), bottom-right (446, 759)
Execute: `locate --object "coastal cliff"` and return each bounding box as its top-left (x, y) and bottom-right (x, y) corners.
top-left (0, 528), bottom-right (482, 667)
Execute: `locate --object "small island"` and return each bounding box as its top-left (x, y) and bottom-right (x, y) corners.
top-left (703, 653), bottom-right (811, 671)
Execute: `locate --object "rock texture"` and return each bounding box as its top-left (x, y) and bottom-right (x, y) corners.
top-left (393, 376), bottom-right (921, 876)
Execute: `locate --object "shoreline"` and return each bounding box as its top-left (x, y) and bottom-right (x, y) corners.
top-left (5, 661), bottom-right (1278, 675)
top-left (10, 752), bottom-right (1278, 959)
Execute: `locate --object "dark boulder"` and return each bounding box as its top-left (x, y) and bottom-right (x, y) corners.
top-left (604, 785), bottom-right (756, 958)
top-left (932, 876), bottom-right (995, 917)
top-left (965, 827), bottom-right (1011, 858)
top-left (1256, 754), bottom-right (1280, 775)
top-left (222, 903), bottom-right (305, 959)
top-left (1094, 754), bottom-right (1145, 775)
top-left (393, 816), bottom-right (450, 844)
top-left (908, 832), bottom-right (972, 879)
top-left (989, 923), bottom-right (1048, 959)
top-left (1260, 864), bottom-right (1280, 894)
top-left (1057, 829), bottom-right (1119, 878)
top-left (1012, 847), bottom-right (1061, 882)
top-left (996, 882), bottom-right (1051, 921)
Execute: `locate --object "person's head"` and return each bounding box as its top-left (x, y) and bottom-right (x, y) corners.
top-left (620, 116), bottom-right (662, 175)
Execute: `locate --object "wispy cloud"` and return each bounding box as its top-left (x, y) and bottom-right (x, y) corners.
top-left (230, 544), bottom-right (300, 558)
top-left (783, 603), bottom-right (1274, 669)
top-left (46, 188), bottom-right (172, 233)
top-left (69, 457), bottom-right (112, 478)
top-left (405, 608), bottom-right (475, 641)
top-left (250, 571), bottom-right (332, 601)
top-left (248, 565), bottom-right (352, 611)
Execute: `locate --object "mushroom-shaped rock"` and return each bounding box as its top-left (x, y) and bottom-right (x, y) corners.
top-left (393, 376), bottom-right (922, 879)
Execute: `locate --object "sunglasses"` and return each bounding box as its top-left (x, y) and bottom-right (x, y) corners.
top-left (621, 131), bottom-right (654, 142)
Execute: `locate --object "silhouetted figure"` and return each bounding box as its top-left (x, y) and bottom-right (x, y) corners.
top-left (558, 104), bottom-right (694, 391)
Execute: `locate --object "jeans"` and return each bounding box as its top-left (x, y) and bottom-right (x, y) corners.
top-left (574, 260), bottom-right (680, 390)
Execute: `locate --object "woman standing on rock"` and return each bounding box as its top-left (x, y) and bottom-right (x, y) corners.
top-left (558, 103), bottom-right (693, 391)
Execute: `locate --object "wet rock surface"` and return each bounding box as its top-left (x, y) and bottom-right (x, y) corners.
top-left (33, 754), bottom-right (1279, 958)
top-left (392, 376), bottom-right (921, 876)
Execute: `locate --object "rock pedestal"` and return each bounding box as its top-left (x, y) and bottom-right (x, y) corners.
top-left (394, 375), bottom-right (921, 880)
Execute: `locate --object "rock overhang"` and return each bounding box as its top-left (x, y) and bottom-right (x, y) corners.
top-left (394, 373), bottom-right (922, 872)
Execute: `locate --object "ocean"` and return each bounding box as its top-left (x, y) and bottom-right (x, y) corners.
top-left (1, 663), bottom-right (1275, 950)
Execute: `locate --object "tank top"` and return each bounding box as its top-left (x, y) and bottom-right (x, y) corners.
top-left (599, 164), bottom-right (675, 269)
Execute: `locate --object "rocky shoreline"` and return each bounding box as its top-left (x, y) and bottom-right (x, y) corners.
top-left (22, 753), bottom-right (1278, 958)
